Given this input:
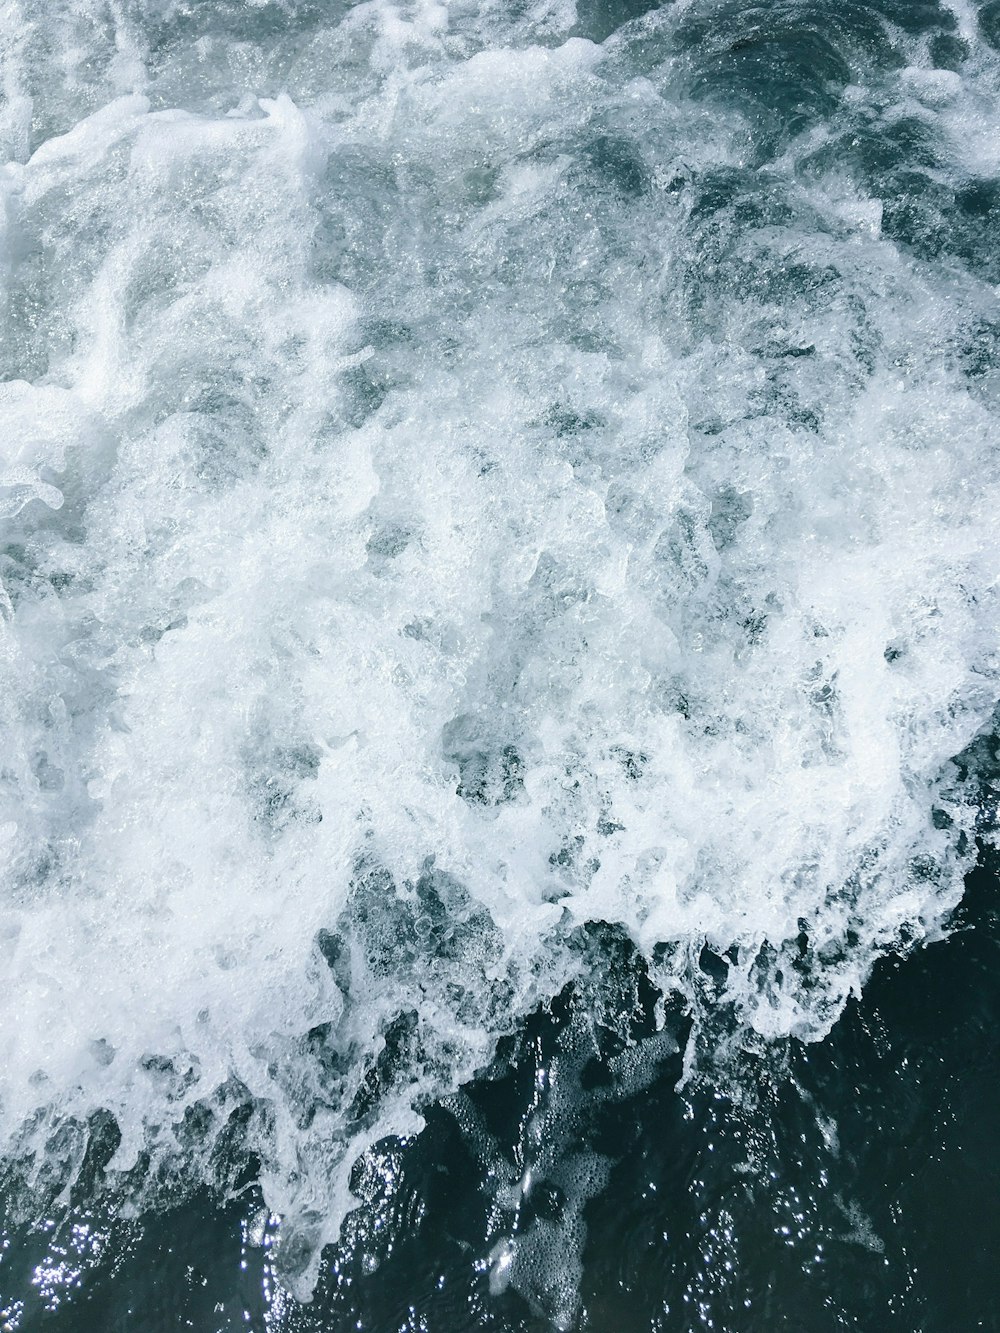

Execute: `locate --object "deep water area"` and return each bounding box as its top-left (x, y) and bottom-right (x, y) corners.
top-left (3, 845), bottom-right (1000, 1330)
top-left (1, 0), bottom-right (999, 1326)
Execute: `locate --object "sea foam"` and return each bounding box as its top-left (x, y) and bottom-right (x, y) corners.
top-left (0, 0), bottom-right (998, 1300)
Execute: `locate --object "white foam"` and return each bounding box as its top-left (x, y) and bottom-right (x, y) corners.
top-left (0, 0), bottom-right (998, 1299)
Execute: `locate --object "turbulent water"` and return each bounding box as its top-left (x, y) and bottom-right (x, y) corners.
top-left (1, 0), bottom-right (999, 1326)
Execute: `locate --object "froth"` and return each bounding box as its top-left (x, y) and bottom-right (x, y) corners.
top-left (0, 0), bottom-right (998, 1299)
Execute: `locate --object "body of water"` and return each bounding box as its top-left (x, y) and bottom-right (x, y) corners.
top-left (1, 0), bottom-right (998, 1327)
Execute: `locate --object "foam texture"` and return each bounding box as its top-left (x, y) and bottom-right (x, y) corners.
top-left (0, 0), bottom-right (998, 1299)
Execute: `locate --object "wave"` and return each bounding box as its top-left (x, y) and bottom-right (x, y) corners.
top-left (0, 0), bottom-right (998, 1309)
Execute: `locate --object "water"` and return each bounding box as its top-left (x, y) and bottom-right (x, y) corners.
top-left (5, 849), bottom-right (1000, 1329)
top-left (0, 0), bottom-right (999, 1326)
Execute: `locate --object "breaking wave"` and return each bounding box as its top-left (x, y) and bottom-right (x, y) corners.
top-left (0, 0), bottom-right (998, 1315)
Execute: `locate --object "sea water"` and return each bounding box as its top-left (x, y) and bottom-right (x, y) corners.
top-left (0, 0), bottom-right (998, 1327)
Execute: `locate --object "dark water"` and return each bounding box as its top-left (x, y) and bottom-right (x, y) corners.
top-left (3, 843), bottom-right (1000, 1331)
top-left (2, 0), bottom-right (1000, 1327)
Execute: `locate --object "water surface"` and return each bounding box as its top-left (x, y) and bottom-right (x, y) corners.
top-left (1, 0), bottom-right (998, 1325)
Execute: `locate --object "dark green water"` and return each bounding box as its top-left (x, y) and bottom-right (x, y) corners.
top-left (3, 843), bottom-right (1000, 1330)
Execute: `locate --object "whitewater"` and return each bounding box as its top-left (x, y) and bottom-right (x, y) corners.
top-left (0, 0), bottom-right (998, 1319)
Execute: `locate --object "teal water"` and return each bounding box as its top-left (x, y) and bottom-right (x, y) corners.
top-left (1, 0), bottom-right (999, 1326)
top-left (3, 845), bottom-right (999, 1329)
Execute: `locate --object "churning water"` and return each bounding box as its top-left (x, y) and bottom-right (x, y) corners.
top-left (1, 0), bottom-right (999, 1327)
